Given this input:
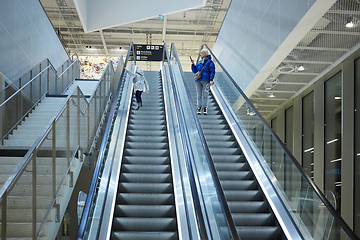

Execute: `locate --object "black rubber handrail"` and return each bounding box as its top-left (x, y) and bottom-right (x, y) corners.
top-left (202, 44), bottom-right (360, 240)
top-left (170, 43), bottom-right (240, 240)
top-left (75, 42), bottom-right (135, 240)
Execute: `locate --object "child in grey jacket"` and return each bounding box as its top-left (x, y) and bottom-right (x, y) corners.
top-left (125, 67), bottom-right (149, 110)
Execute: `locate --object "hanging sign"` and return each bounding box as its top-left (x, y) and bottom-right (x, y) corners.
top-left (130, 44), bottom-right (164, 61)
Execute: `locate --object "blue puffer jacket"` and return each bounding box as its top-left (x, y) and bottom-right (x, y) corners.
top-left (191, 55), bottom-right (215, 82)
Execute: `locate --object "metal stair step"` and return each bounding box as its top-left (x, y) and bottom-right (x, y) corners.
top-left (119, 182), bottom-right (172, 193)
top-left (120, 173), bottom-right (171, 183)
top-left (236, 226), bottom-right (281, 240)
top-left (215, 162), bottom-right (248, 171)
top-left (220, 179), bottom-right (257, 190)
top-left (123, 149), bottom-right (169, 157)
top-left (122, 164), bottom-right (171, 174)
top-left (111, 231), bottom-right (178, 240)
top-left (122, 156), bottom-right (170, 165)
top-left (224, 190), bottom-right (263, 201)
top-left (112, 217), bottom-right (177, 231)
top-left (228, 201), bottom-right (268, 213)
top-left (114, 205), bottom-right (175, 218)
top-left (117, 193), bottom-right (174, 205)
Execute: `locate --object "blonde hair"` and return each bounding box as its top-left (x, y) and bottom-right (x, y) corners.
top-left (200, 49), bottom-right (210, 55)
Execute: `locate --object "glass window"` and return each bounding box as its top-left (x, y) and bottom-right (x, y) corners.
top-left (324, 71), bottom-right (342, 214)
top-left (285, 106), bottom-right (294, 197)
top-left (302, 92), bottom-right (314, 179)
top-left (285, 106), bottom-right (293, 153)
top-left (354, 57), bottom-right (360, 235)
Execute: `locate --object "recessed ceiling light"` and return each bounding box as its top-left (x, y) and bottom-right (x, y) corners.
top-left (297, 66), bottom-right (305, 71)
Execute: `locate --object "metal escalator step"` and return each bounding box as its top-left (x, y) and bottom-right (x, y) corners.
top-left (122, 156), bottom-right (170, 165)
top-left (231, 213), bottom-right (275, 226)
top-left (215, 162), bottom-right (249, 171)
top-left (132, 106), bottom-right (164, 112)
top-left (123, 149), bottom-right (169, 157)
top-left (199, 119), bottom-right (227, 125)
top-left (112, 217), bottom-right (177, 231)
top-left (120, 173), bottom-right (171, 183)
top-left (111, 231), bottom-right (178, 240)
top-left (224, 190), bottom-right (263, 201)
top-left (218, 171), bottom-right (252, 180)
top-left (204, 134), bottom-right (235, 141)
top-left (207, 141), bottom-right (238, 148)
top-left (119, 183), bottom-right (172, 193)
top-left (236, 226), bottom-right (281, 240)
top-left (129, 119), bottom-right (166, 125)
top-left (197, 114), bottom-right (224, 120)
top-left (125, 142), bottom-right (169, 149)
top-left (130, 114), bottom-right (165, 121)
top-left (122, 164), bottom-right (171, 174)
top-left (128, 124), bottom-right (167, 131)
top-left (125, 135), bottom-right (167, 143)
top-left (209, 147), bottom-right (242, 155)
top-left (202, 128), bottom-right (233, 135)
top-left (220, 180), bottom-right (257, 190)
top-left (117, 193), bottom-right (174, 205)
top-left (126, 129), bottom-right (167, 137)
top-left (212, 155), bottom-right (245, 163)
top-left (228, 201), bottom-right (268, 213)
top-left (114, 205), bottom-right (175, 217)
top-left (195, 123), bottom-right (229, 130)
top-left (131, 110), bottom-right (164, 116)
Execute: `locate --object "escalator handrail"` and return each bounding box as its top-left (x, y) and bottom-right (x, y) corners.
top-left (163, 43), bottom-right (209, 240)
top-left (201, 44), bottom-right (359, 240)
top-left (75, 42), bottom-right (135, 240)
top-left (169, 43), bottom-right (240, 240)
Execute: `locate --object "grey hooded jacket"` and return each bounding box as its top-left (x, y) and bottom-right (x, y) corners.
top-left (126, 68), bottom-right (149, 92)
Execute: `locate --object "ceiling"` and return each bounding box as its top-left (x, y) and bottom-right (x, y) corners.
top-left (40, 0), bottom-right (360, 118)
top-left (39, 0), bottom-right (230, 72)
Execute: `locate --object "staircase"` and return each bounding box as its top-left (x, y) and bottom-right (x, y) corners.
top-left (111, 71), bottom-right (178, 240)
top-left (0, 79), bottom-right (99, 239)
top-left (183, 73), bottom-right (284, 240)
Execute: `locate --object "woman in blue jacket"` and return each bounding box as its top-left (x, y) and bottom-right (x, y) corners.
top-left (191, 49), bottom-right (215, 115)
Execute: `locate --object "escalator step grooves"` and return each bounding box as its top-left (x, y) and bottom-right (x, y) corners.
top-left (183, 73), bottom-right (283, 240)
top-left (111, 71), bottom-right (178, 240)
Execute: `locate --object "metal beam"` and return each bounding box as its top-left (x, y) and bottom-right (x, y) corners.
top-left (162, 15), bottom-right (168, 43)
top-left (310, 29), bottom-right (360, 36)
top-left (282, 60), bottom-right (333, 65)
top-left (99, 30), bottom-right (109, 56)
top-left (294, 46), bottom-right (350, 51)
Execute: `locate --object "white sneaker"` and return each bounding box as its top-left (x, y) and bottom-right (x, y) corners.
top-left (197, 107), bottom-right (201, 115)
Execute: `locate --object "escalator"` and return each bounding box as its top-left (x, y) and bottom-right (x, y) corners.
top-left (111, 71), bottom-right (178, 240)
top-left (182, 74), bottom-right (284, 240)
top-left (78, 43), bottom-right (359, 240)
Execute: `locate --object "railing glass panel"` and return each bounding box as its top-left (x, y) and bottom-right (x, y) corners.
top-left (203, 45), bottom-right (357, 240)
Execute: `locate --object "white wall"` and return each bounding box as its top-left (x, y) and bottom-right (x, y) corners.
top-left (0, 0), bottom-right (69, 82)
top-left (212, 0), bottom-right (317, 92)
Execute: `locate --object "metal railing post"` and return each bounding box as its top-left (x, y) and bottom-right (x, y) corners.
top-left (52, 120), bottom-right (56, 199)
top-left (77, 87), bottom-right (81, 147)
top-left (30, 70), bottom-right (33, 103)
top-left (67, 101), bottom-right (70, 167)
top-left (39, 63), bottom-right (42, 99)
top-left (47, 59), bottom-right (50, 93)
top-left (18, 78), bottom-right (22, 121)
top-left (2, 191), bottom-right (7, 239)
top-left (32, 150), bottom-right (37, 240)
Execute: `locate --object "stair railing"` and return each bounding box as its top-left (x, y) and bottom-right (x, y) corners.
top-left (201, 44), bottom-right (359, 240)
top-left (0, 56), bottom-right (124, 239)
top-left (0, 57), bottom-right (80, 144)
top-left (76, 42), bottom-right (135, 240)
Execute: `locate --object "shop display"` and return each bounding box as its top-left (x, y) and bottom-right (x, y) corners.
top-left (80, 56), bottom-right (119, 79)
